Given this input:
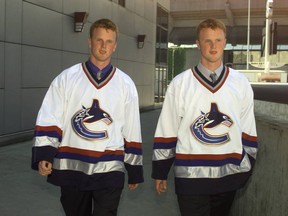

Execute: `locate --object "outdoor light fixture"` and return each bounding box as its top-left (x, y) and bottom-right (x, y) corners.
top-left (74, 12), bottom-right (89, 32)
top-left (137, 34), bottom-right (146, 49)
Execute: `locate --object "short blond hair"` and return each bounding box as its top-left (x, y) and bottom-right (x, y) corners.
top-left (196, 18), bottom-right (226, 40)
top-left (89, 18), bottom-right (118, 40)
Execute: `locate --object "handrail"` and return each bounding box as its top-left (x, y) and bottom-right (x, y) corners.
top-left (251, 83), bottom-right (288, 104)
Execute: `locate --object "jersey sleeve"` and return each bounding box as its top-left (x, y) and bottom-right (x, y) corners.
top-left (122, 82), bottom-right (144, 184)
top-left (240, 79), bottom-right (258, 164)
top-left (152, 82), bottom-right (180, 180)
top-left (31, 76), bottom-right (65, 170)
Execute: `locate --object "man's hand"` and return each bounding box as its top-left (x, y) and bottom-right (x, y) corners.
top-left (155, 179), bottom-right (167, 194)
top-left (38, 160), bottom-right (52, 176)
top-left (128, 184), bottom-right (139, 190)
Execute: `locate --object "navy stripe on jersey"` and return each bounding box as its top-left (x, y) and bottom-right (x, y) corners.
top-left (153, 137), bottom-right (177, 149)
top-left (242, 132), bottom-right (258, 148)
top-left (34, 125), bottom-right (62, 142)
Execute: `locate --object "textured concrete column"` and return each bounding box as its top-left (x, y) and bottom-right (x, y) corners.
top-left (231, 114), bottom-right (288, 216)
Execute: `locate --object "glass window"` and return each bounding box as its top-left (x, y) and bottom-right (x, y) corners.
top-left (155, 5), bottom-right (169, 103)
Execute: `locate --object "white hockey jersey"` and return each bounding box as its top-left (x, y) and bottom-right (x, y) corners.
top-left (32, 62), bottom-right (143, 189)
top-left (152, 66), bottom-right (258, 195)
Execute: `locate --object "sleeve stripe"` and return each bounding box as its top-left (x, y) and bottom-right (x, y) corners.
top-left (242, 132), bottom-right (257, 142)
top-left (154, 137), bottom-right (177, 143)
top-left (35, 125), bottom-right (62, 136)
top-left (124, 140), bottom-right (142, 149)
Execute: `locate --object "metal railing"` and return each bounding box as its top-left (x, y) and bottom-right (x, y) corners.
top-left (252, 83), bottom-right (288, 104)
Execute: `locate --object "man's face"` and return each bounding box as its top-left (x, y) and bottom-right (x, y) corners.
top-left (88, 27), bottom-right (117, 67)
top-left (196, 27), bottom-right (226, 67)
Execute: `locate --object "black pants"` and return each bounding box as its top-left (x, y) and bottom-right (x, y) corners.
top-left (60, 186), bottom-right (122, 216)
top-left (177, 191), bottom-right (236, 216)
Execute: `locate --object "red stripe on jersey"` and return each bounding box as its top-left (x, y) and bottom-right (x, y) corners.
top-left (124, 140), bottom-right (142, 149)
top-left (35, 125), bottom-right (62, 135)
top-left (58, 146), bottom-right (124, 157)
top-left (242, 132), bottom-right (257, 142)
top-left (176, 153), bottom-right (242, 161)
top-left (154, 137), bottom-right (177, 143)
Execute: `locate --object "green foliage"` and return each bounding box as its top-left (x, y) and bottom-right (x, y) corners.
top-left (168, 48), bottom-right (186, 81)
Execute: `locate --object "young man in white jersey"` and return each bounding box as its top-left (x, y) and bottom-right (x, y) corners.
top-left (152, 18), bottom-right (258, 216)
top-left (32, 18), bottom-right (143, 216)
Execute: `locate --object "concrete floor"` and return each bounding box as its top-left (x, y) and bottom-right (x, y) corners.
top-left (0, 109), bottom-right (181, 216)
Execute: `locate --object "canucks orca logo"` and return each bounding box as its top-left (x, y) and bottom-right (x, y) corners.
top-left (72, 99), bottom-right (112, 140)
top-left (191, 103), bottom-right (233, 145)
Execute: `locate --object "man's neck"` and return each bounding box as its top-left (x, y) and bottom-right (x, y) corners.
top-left (201, 60), bottom-right (222, 72)
top-left (89, 58), bottom-right (110, 70)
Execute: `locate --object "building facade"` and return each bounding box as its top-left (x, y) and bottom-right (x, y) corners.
top-left (0, 0), bottom-right (170, 140)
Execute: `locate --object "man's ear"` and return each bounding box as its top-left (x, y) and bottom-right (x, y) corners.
top-left (113, 42), bottom-right (117, 52)
top-left (196, 40), bottom-right (200, 49)
top-left (88, 38), bottom-right (91, 48)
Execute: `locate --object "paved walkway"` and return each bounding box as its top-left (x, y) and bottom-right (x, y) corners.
top-left (0, 109), bottom-right (181, 216)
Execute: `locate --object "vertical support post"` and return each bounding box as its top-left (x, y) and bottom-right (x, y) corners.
top-left (246, 0), bottom-right (250, 70)
top-left (264, 0), bottom-right (273, 73)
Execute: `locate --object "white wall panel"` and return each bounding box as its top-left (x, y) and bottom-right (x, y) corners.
top-left (0, 42), bottom-right (4, 88)
top-left (3, 43), bottom-right (22, 133)
top-left (134, 14), bottom-right (146, 37)
top-left (134, 63), bottom-right (154, 86)
top-left (125, 0), bottom-right (135, 11)
top-left (63, 0), bottom-right (89, 15)
top-left (62, 51), bottom-right (89, 70)
top-left (5, 43), bottom-right (21, 89)
top-left (24, 0), bottom-right (62, 12)
top-left (117, 34), bottom-right (138, 61)
top-left (5, 0), bottom-right (22, 43)
top-left (62, 16), bottom-right (90, 53)
top-left (0, 0), bottom-right (4, 40)
top-left (142, 42), bottom-right (155, 64)
top-left (0, 90), bottom-right (4, 134)
top-left (89, 0), bottom-right (113, 23)
top-left (23, 2), bottom-right (62, 49)
top-left (111, 3), bottom-right (120, 27)
top-left (117, 59), bottom-right (134, 79)
top-left (144, 0), bottom-right (155, 22)
top-left (137, 85), bottom-right (154, 108)
top-left (144, 19), bottom-right (156, 45)
top-left (22, 46), bottom-right (62, 87)
top-left (3, 89), bottom-right (22, 133)
top-left (134, 0), bottom-right (145, 17)
top-left (117, 8), bottom-right (135, 37)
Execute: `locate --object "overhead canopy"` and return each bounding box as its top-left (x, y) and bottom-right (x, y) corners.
top-left (169, 0), bottom-right (288, 46)
top-left (169, 25), bottom-right (288, 46)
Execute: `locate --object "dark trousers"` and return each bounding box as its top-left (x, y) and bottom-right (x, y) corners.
top-left (60, 186), bottom-right (122, 216)
top-left (177, 191), bottom-right (236, 216)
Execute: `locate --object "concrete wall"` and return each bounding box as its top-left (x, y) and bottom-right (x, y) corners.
top-left (255, 100), bottom-right (288, 122)
top-left (231, 114), bottom-right (288, 216)
top-left (0, 0), bottom-right (170, 137)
